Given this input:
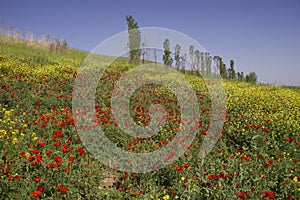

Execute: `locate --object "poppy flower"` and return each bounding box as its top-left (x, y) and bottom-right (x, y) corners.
top-left (34, 177), bottom-right (41, 182)
top-left (237, 192), bottom-right (246, 199)
top-left (257, 154), bottom-right (263, 159)
top-left (30, 191), bottom-right (42, 198)
top-left (56, 185), bottom-right (67, 193)
top-left (176, 165), bottom-right (183, 173)
top-left (183, 163), bottom-right (189, 169)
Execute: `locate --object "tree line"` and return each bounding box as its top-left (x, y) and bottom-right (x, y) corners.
top-left (0, 22), bottom-right (68, 52)
top-left (126, 16), bottom-right (258, 84)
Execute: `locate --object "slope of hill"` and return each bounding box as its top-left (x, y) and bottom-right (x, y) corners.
top-left (0, 37), bottom-right (299, 199)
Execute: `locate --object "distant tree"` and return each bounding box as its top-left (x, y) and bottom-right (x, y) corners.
top-left (217, 56), bottom-right (227, 78)
top-left (48, 38), bottom-right (68, 52)
top-left (49, 38), bottom-right (60, 51)
top-left (194, 49), bottom-right (201, 75)
top-left (141, 34), bottom-right (151, 64)
top-left (181, 53), bottom-right (186, 72)
top-left (174, 44), bottom-right (181, 70)
top-left (61, 39), bottom-right (68, 50)
top-left (200, 52), bottom-right (205, 74)
top-left (153, 48), bottom-right (157, 66)
top-left (162, 39), bottom-right (173, 66)
top-left (189, 45), bottom-right (195, 71)
top-left (126, 15), bottom-right (141, 63)
top-left (222, 63), bottom-right (227, 78)
top-left (228, 59), bottom-right (235, 79)
top-left (246, 72), bottom-right (258, 83)
top-left (237, 72), bottom-right (245, 81)
top-left (205, 53), bottom-right (212, 75)
top-left (237, 72), bottom-right (241, 81)
top-left (213, 56), bottom-right (220, 74)
top-left (141, 42), bottom-right (146, 64)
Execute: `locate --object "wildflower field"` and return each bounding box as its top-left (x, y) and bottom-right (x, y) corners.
top-left (0, 39), bottom-right (299, 199)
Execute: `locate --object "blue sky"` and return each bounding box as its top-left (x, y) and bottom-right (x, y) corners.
top-left (1, 0), bottom-right (299, 86)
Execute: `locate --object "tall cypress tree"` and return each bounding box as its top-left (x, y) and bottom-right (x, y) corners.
top-left (174, 44), bottom-right (181, 70)
top-left (229, 59), bottom-right (235, 79)
top-left (205, 52), bottom-right (212, 76)
top-left (126, 15), bottom-right (141, 63)
top-left (163, 39), bottom-right (173, 66)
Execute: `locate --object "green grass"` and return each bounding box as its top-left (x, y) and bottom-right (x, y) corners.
top-left (0, 36), bottom-right (299, 199)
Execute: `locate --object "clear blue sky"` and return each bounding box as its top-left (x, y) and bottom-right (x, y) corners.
top-left (1, 0), bottom-right (299, 86)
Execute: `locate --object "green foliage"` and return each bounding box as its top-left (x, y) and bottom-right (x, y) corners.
top-left (228, 59), bottom-right (235, 79)
top-left (0, 24), bottom-right (297, 200)
top-left (194, 50), bottom-right (201, 75)
top-left (163, 39), bottom-right (173, 66)
top-left (204, 52), bottom-right (212, 76)
top-left (214, 56), bottom-right (227, 78)
top-left (174, 44), bottom-right (181, 70)
top-left (126, 16), bottom-right (141, 63)
top-left (246, 72), bottom-right (258, 84)
top-left (189, 45), bottom-right (195, 71)
top-left (237, 72), bottom-right (245, 81)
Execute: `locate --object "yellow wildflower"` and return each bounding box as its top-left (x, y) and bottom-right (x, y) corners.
top-left (12, 137), bottom-right (18, 144)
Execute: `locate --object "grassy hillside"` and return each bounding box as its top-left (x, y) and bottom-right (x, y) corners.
top-left (0, 38), bottom-right (299, 199)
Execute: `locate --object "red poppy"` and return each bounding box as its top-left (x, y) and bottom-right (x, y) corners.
top-left (241, 156), bottom-right (249, 161)
top-left (267, 192), bottom-right (276, 199)
top-left (28, 156), bottom-right (35, 162)
top-left (264, 160), bottom-right (273, 168)
top-left (262, 191), bottom-right (276, 199)
top-left (54, 141), bottom-right (61, 147)
top-left (34, 177), bottom-right (41, 182)
top-left (54, 156), bottom-right (62, 163)
top-left (208, 174), bottom-right (217, 180)
top-left (257, 154), bottom-right (263, 159)
top-left (36, 187), bottom-right (43, 192)
top-left (56, 185), bottom-right (67, 193)
top-left (225, 173), bottom-right (231, 178)
top-left (262, 191), bottom-right (268, 197)
top-left (237, 192), bottom-right (246, 199)
top-left (15, 175), bottom-right (21, 181)
top-left (30, 191), bottom-right (42, 198)
top-left (36, 153), bottom-right (42, 163)
top-left (183, 163), bottom-right (189, 169)
top-left (76, 147), bottom-right (85, 155)
top-left (176, 165), bottom-right (183, 172)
